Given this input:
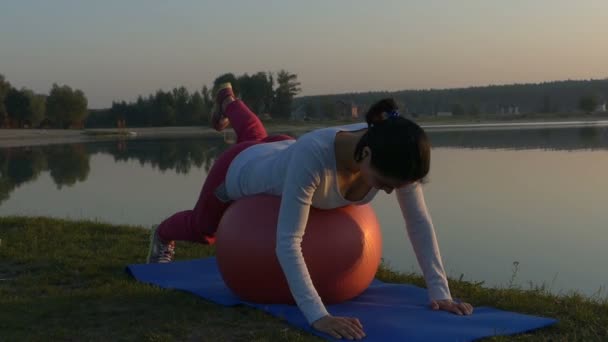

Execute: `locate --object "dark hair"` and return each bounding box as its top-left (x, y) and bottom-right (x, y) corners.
top-left (354, 98), bottom-right (431, 183)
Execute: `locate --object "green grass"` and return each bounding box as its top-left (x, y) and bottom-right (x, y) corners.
top-left (1, 216), bottom-right (606, 341)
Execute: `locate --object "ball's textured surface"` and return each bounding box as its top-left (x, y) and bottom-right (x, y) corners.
top-left (216, 195), bottom-right (382, 304)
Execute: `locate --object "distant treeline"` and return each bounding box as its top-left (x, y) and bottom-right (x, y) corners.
top-left (86, 70), bottom-right (302, 128)
top-left (2, 72), bottom-right (607, 129)
top-left (0, 74), bottom-right (88, 128)
top-left (294, 79), bottom-right (608, 118)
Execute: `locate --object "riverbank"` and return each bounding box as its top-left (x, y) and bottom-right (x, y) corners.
top-left (0, 125), bottom-right (325, 148)
top-left (2, 114), bottom-right (608, 148)
top-left (0, 127), bottom-right (215, 148)
top-left (1, 216), bottom-right (606, 340)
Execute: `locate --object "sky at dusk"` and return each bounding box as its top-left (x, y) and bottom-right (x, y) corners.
top-left (1, 0), bottom-right (607, 108)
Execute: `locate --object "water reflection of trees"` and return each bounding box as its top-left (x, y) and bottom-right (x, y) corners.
top-left (0, 137), bottom-right (228, 204)
top-left (0, 145), bottom-right (90, 204)
top-left (94, 137), bottom-right (228, 174)
top-left (47, 145), bottom-right (90, 189)
top-left (429, 126), bottom-right (608, 151)
top-left (1, 126), bottom-right (607, 204)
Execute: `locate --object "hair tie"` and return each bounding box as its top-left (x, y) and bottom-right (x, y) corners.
top-left (386, 110), bottom-right (400, 119)
top-left (370, 110), bottom-right (400, 128)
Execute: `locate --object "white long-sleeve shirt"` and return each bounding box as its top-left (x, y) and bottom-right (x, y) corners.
top-left (225, 123), bottom-right (451, 325)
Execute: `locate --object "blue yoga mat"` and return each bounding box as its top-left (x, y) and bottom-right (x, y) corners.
top-left (126, 257), bottom-right (557, 341)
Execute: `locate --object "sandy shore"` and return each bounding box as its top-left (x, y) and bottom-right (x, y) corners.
top-left (2, 119), bottom-right (608, 148)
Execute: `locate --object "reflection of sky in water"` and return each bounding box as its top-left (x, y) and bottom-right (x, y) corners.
top-left (1, 125), bottom-right (607, 297)
top-left (1, 154), bottom-right (209, 225)
top-left (373, 148), bottom-right (608, 298)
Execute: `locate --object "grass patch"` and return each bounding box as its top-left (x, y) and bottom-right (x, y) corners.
top-left (1, 216), bottom-right (606, 341)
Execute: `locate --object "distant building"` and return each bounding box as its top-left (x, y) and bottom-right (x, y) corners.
top-left (596, 102), bottom-right (607, 112)
top-left (337, 100), bottom-right (359, 120)
top-left (436, 111), bottom-right (453, 117)
top-left (350, 105), bottom-right (359, 119)
top-left (498, 105), bottom-right (520, 115)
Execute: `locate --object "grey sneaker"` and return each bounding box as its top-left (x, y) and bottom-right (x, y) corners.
top-left (147, 225), bottom-right (175, 263)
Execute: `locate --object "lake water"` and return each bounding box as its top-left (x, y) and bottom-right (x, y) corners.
top-left (1, 123), bottom-right (607, 298)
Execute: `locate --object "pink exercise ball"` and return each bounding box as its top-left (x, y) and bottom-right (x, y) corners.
top-left (215, 195), bottom-right (382, 304)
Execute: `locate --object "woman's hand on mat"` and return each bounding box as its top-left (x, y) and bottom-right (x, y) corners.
top-left (312, 314), bottom-right (366, 340)
top-left (431, 299), bottom-right (474, 315)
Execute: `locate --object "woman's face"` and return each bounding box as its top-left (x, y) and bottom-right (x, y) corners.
top-left (359, 147), bottom-right (410, 194)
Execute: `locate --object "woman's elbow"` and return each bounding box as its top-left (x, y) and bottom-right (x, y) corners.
top-left (275, 236), bottom-right (301, 258)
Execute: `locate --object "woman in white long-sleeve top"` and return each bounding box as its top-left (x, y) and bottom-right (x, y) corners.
top-left (148, 82), bottom-right (473, 340)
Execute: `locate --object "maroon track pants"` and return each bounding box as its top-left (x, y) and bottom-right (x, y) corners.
top-left (157, 100), bottom-right (294, 244)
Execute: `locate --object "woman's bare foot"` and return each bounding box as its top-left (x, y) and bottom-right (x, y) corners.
top-left (210, 83), bottom-right (235, 132)
top-left (221, 96), bottom-right (236, 112)
top-left (211, 108), bottom-right (230, 132)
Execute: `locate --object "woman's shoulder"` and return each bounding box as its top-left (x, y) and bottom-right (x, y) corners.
top-left (293, 122), bottom-right (367, 158)
top-left (313, 122), bottom-right (368, 133)
top-left (298, 122), bottom-right (367, 143)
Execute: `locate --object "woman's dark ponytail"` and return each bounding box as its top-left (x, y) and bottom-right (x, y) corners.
top-left (365, 98), bottom-right (399, 127)
top-left (354, 98), bottom-right (431, 183)
top-left (355, 98), bottom-right (400, 161)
